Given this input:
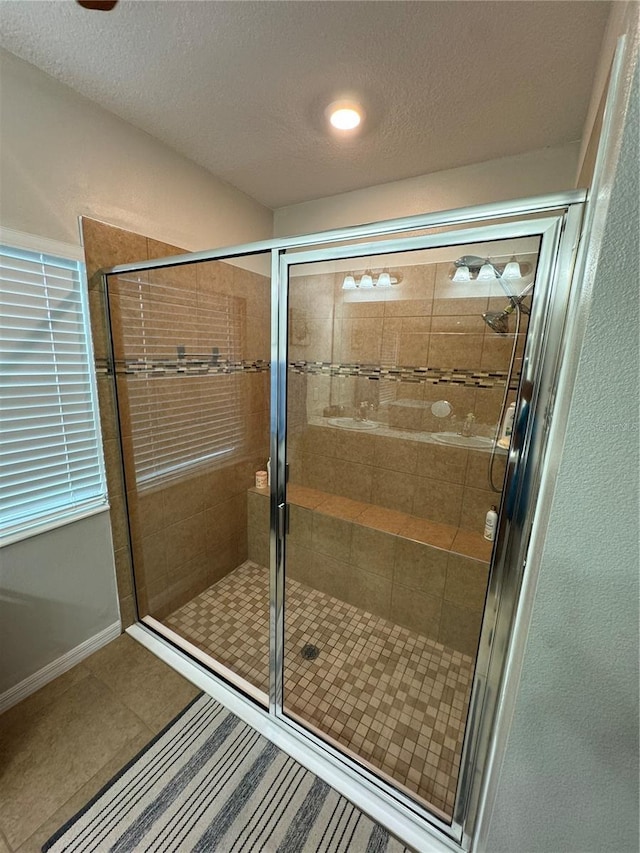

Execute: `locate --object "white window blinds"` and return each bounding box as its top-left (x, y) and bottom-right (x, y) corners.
top-left (112, 274), bottom-right (246, 488)
top-left (0, 244), bottom-right (107, 543)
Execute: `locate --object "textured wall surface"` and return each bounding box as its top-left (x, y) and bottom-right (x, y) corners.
top-left (273, 144), bottom-right (580, 236)
top-left (0, 512), bottom-right (119, 694)
top-left (0, 49), bottom-right (272, 251)
top-left (484, 59), bottom-right (639, 853)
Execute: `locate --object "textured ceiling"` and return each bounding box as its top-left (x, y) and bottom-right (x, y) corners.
top-left (0, 1), bottom-right (610, 209)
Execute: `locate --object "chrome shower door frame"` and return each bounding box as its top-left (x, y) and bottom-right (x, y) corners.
top-left (102, 190), bottom-right (586, 852)
top-left (271, 203), bottom-right (584, 846)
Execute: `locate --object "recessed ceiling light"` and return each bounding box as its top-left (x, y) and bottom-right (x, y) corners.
top-left (326, 100), bottom-right (363, 132)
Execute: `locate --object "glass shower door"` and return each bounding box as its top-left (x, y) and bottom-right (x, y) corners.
top-left (106, 250), bottom-right (273, 704)
top-left (280, 233), bottom-right (542, 821)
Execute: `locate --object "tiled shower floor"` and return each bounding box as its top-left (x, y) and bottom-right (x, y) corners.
top-left (165, 560), bottom-right (474, 817)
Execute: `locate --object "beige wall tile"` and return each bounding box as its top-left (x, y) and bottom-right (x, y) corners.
top-left (286, 543), bottom-right (314, 584)
top-left (428, 333), bottom-right (484, 370)
top-left (398, 516), bottom-right (456, 550)
top-left (333, 460), bottom-right (373, 503)
top-left (128, 486), bottom-right (164, 537)
top-left (387, 402), bottom-right (423, 431)
top-left (312, 513), bottom-right (353, 563)
top-left (445, 554), bottom-right (490, 611)
top-left (289, 317), bottom-right (334, 363)
top-left (343, 318), bottom-right (384, 363)
top-left (431, 314), bottom-right (486, 334)
top-left (357, 505), bottom-right (409, 534)
top-left (287, 483), bottom-right (327, 509)
top-left (480, 333), bottom-right (516, 371)
top-left (332, 430), bottom-right (376, 465)
top-left (81, 218), bottom-right (149, 279)
top-left (394, 538), bottom-right (447, 597)
top-left (432, 296), bottom-right (488, 317)
top-left (290, 274), bottom-right (336, 319)
top-left (288, 504), bottom-right (314, 548)
top-left (316, 495), bottom-right (369, 521)
top-left (88, 289), bottom-right (110, 364)
top-left (384, 298), bottom-right (433, 319)
top-left (102, 438), bottom-right (124, 498)
top-left (395, 380), bottom-right (425, 402)
top-left (164, 512), bottom-right (206, 570)
top-left (372, 435), bottom-right (419, 473)
top-left (416, 443), bottom-right (468, 484)
top-left (451, 529), bottom-right (493, 562)
top-left (342, 568), bottom-right (392, 620)
top-left (397, 332), bottom-right (430, 366)
top-left (108, 492), bottom-right (129, 553)
top-left (473, 387), bottom-right (505, 430)
top-left (390, 585), bottom-right (442, 638)
top-left (413, 478), bottom-right (463, 526)
top-left (206, 493), bottom-right (247, 552)
top-left (137, 531), bottom-right (167, 588)
top-left (113, 547), bottom-right (133, 600)
top-left (161, 473), bottom-right (205, 526)
top-left (465, 449), bottom-right (506, 491)
top-left (371, 467), bottom-right (417, 514)
top-left (459, 486), bottom-right (496, 533)
top-left (119, 594), bottom-right (137, 628)
top-left (338, 298), bottom-right (386, 320)
top-left (196, 259), bottom-right (235, 298)
top-left (301, 453), bottom-right (336, 492)
top-left (311, 552), bottom-right (350, 601)
top-left (350, 525), bottom-right (396, 580)
top-left (438, 602), bottom-right (483, 658)
top-left (248, 528), bottom-right (269, 568)
top-left (207, 538), bottom-right (238, 585)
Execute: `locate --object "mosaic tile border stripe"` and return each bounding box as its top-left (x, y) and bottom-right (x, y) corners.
top-left (95, 357), bottom-right (518, 389)
top-left (95, 357), bottom-right (270, 377)
top-left (289, 360), bottom-right (516, 389)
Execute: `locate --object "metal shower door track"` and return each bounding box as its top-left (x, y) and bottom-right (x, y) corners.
top-left (101, 190), bottom-right (586, 277)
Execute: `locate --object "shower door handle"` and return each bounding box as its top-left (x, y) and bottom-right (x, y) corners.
top-left (277, 503), bottom-right (290, 537)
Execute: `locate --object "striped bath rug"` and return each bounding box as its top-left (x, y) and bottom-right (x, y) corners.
top-left (43, 694), bottom-right (412, 852)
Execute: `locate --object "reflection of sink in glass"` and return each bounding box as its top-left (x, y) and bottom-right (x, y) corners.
top-left (328, 417), bottom-right (379, 431)
top-left (432, 432), bottom-right (494, 449)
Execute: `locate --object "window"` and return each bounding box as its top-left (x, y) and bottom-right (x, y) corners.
top-left (0, 238), bottom-right (108, 544)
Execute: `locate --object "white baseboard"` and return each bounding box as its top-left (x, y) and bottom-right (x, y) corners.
top-left (0, 620), bottom-right (121, 714)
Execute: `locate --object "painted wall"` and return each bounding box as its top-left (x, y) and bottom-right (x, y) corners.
top-left (0, 48), bottom-right (273, 252)
top-left (273, 143), bottom-right (580, 237)
top-left (0, 512), bottom-right (119, 695)
top-left (483, 42), bottom-right (639, 853)
top-left (0, 50), bottom-right (273, 699)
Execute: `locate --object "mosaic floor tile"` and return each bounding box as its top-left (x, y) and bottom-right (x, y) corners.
top-left (165, 560), bottom-right (474, 818)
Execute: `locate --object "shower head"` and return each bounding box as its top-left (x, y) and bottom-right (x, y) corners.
top-left (482, 309), bottom-right (511, 335)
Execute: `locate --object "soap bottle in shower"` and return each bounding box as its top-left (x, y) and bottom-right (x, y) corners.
top-left (484, 506), bottom-right (498, 541)
top-left (500, 402), bottom-right (516, 441)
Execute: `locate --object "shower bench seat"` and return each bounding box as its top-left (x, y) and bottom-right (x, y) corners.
top-left (250, 483), bottom-right (491, 562)
top-left (247, 483), bottom-right (492, 656)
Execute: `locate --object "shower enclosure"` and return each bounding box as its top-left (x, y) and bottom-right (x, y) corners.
top-left (101, 193), bottom-right (584, 848)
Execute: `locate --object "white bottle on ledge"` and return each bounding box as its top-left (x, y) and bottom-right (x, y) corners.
top-left (484, 505), bottom-right (498, 541)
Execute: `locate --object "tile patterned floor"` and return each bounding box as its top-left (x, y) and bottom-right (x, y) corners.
top-left (166, 560), bottom-right (475, 818)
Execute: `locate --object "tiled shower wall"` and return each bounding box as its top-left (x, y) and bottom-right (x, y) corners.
top-left (82, 219), bottom-right (270, 625)
top-left (287, 261), bottom-right (527, 534)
